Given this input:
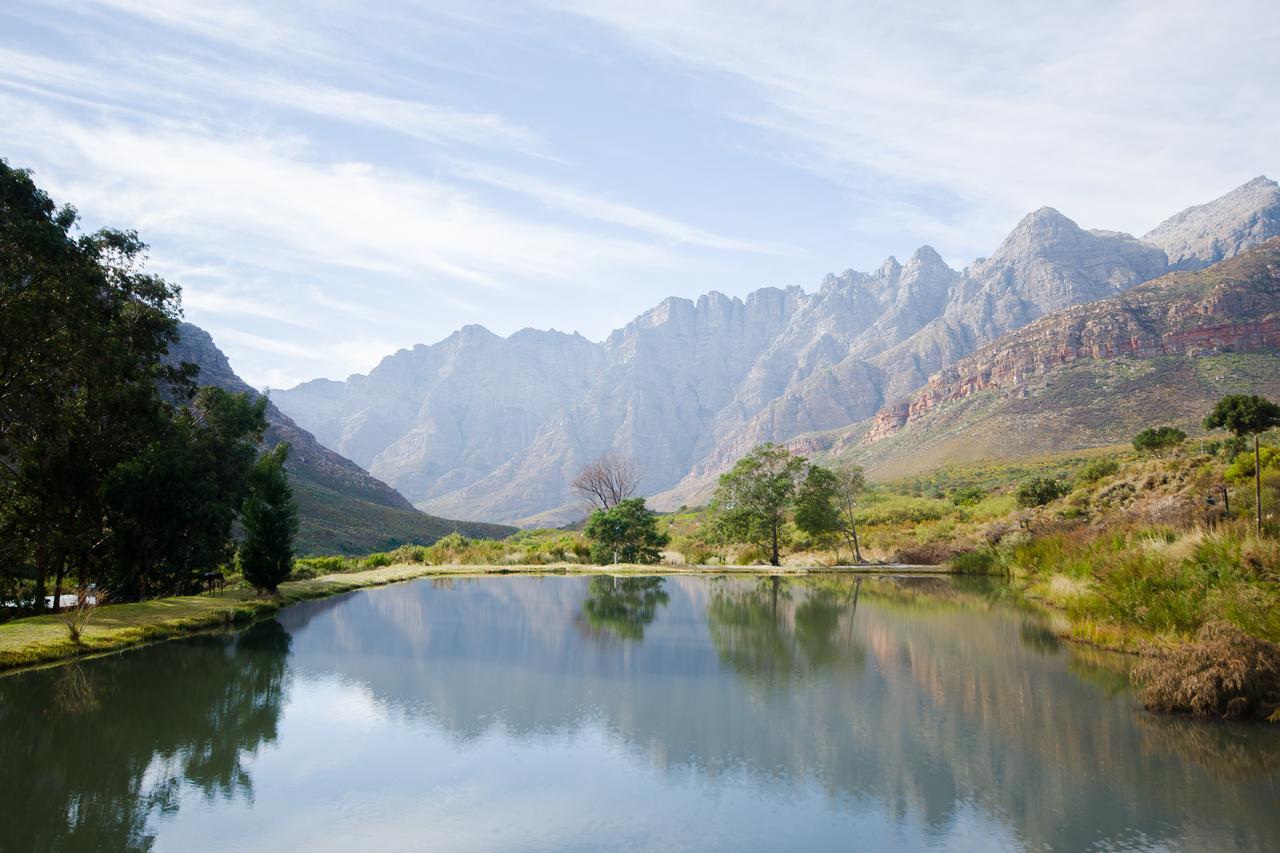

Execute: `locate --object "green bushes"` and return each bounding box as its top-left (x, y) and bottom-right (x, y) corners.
top-left (1071, 550), bottom-right (1204, 635)
top-left (1133, 426), bottom-right (1187, 455)
top-left (855, 495), bottom-right (948, 526)
top-left (949, 548), bottom-right (1002, 574)
top-left (1016, 477), bottom-right (1069, 508)
top-left (949, 485), bottom-right (986, 506)
top-left (1077, 458), bottom-right (1120, 484)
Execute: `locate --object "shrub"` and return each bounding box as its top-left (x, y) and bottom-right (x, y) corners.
top-left (1133, 426), bottom-right (1187, 455)
top-left (1016, 477), bottom-right (1069, 508)
top-left (949, 549), bottom-right (1000, 574)
top-left (893, 542), bottom-right (958, 566)
top-left (1134, 621), bottom-right (1280, 721)
top-left (950, 485), bottom-right (986, 506)
top-left (1073, 550), bottom-right (1203, 635)
top-left (292, 555), bottom-right (355, 578)
top-left (1224, 446), bottom-right (1280, 483)
top-left (1077, 458), bottom-right (1120, 484)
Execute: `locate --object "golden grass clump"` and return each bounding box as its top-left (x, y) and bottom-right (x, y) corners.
top-left (1134, 621), bottom-right (1280, 721)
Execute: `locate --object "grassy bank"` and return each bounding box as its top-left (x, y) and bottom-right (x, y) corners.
top-left (0, 565), bottom-right (446, 672)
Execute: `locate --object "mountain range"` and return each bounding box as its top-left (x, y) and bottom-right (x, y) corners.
top-left (269, 176), bottom-right (1280, 525)
top-left (169, 324), bottom-right (514, 554)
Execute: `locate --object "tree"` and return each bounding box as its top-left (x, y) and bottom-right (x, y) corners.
top-left (1016, 477), bottom-right (1069, 508)
top-left (583, 496), bottom-right (668, 565)
top-left (571, 452), bottom-right (639, 511)
top-left (102, 389), bottom-right (267, 598)
top-left (711, 444), bottom-right (808, 566)
top-left (239, 444), bottom-right (298, 593)
top-left (794, 461), bottom-right (868, 564)
top-left (1133, 426), bottom-right (1186, 455)
top-left (1204, 394), bottom-right (1280, 536)
top-left (0, 160), bottom-right (187, 611)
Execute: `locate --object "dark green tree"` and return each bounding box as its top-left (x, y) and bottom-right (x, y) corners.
top-left (1204, 394), bottom-right (1280, 536)
top-left (583, 496), bottom-right (668, 565)
top-left (103, 389), bottom-right (267, 597)
top-left (0, 161), bottom-right (188, 610)
top-left (239, 444), bottom-right (298, 593)
top-left (1132, 426), bottom-right (1186, 455)
top-left (711, 444), bottom-right (808, 566)
top-left (1016, 477), bottom-right (1069, 508)
top-left (793, 461), bottom-right (867, 564)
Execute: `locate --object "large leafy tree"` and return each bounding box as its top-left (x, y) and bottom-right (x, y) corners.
top-left (1132, 426), bottom-right (1186, 456)
top-left (103, 390), bottom-right (268, 598)
top-left (794, 461), bottom-right (867, 564)
top-left (711, 444), bottom-right (808, 566)
top-left (0, 161), bottom-right (187, 609)
top-left (239, 443), bottom-right (299, 593)
top-left (1, 160), bottom-right (274, 610)
top-left (1204, 394), bottom-right (1280, 536)
top-left (583, 496), bottom-right (668, 565)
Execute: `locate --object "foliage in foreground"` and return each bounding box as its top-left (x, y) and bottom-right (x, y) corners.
top-left (0, 160), bottom-right (291, 612)
top-left (1135, 621), bottom-right (1280, 721)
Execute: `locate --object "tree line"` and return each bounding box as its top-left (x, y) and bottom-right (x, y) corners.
top-left (573, 445), bottom-right (868, 568)
top-left (0, 160), bottom-right (296, 615)
top-left (574, 390), bottom-right (1279, 568)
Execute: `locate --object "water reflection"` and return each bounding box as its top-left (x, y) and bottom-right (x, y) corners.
top-left (1, 576), bottom-right (1277, 852)
top-left (707, 576), bottom-right (865, 688)
top-left (0, 620), bottom-right (290, 852)
top-left (577, 576), bottom-right (669, 641)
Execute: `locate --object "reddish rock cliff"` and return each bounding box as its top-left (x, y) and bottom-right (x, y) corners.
top-left (862, 240), bottom-right (1280, 445)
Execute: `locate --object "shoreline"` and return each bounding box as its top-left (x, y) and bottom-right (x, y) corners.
top-left (0, 562), bottom-right (948, 673)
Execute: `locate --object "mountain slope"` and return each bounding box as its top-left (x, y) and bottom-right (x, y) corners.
top-left (823, 240), bottom-right (1280, 478)
top-left (1144, 176), bottom-right (1280, 271)
top-left (273, 177), bottom-right (1280, 524)
top-left (168, 324), bottom-right (515, 554)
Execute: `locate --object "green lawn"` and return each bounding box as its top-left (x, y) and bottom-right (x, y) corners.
top-left (0, 564), bottom-right (443, 671)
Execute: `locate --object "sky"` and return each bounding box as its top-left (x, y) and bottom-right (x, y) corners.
top-left (2, 0), bottom-right (1278, 389)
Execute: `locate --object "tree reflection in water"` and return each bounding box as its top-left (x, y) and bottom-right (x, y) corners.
top-left (577, 576), bottom-right (669, 641)
top-left (0, 619), bottom-right (292, 852)
top-left (708, 576), bottom-right (866, 688)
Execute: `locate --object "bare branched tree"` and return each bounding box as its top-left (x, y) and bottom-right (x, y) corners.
top-left (572, 452), bottom-right (640, 511)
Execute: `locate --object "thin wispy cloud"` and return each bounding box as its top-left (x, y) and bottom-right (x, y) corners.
top-left (2, 0), bottom-right (1276, 386)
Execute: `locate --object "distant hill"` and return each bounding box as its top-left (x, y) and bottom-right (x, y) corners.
top-left (168, 323), bottom-right (515, 555)
top-left (270, 177), bottom-right (1280, 523)
top-left (810, 240), bottom-right (1280, 478)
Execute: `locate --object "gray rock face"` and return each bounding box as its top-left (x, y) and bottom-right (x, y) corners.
top-left (169, 323), bottom-right (420, 511)
top-left (271, 177), bottom-right (1272, 525)
top-left (867, 207), bottom-right (1169, 402)
top-left (1144, 176), bottom-right (1280, 270)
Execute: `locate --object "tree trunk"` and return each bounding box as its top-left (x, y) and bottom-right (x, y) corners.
top-left (770, 522), bottom-right (780, 567)
top-left (52, 559), bottom-right (64, 614)
top-left (1256, 434), bottom-right (1263, 537)
top-left (33, 519), bottom-right (48, 614)
top-left (851, 525), bottom-right (863, 564)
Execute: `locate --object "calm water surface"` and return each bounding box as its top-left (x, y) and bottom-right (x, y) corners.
top-left (2, 575), bottom-right (1278, 852)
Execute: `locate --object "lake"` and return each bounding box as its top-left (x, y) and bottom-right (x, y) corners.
top-left (1, 574), bottom-right (1277, 852)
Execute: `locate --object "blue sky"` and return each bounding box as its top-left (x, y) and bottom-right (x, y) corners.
top-left (3, 0), bottom-right (1278, 388)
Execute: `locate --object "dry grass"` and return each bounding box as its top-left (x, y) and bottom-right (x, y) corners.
top-left (1134, 621), bottom-right (1280, 721)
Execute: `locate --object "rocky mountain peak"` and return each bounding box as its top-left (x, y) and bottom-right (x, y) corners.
top-left (1144, 175), bottom-right (1280, 271)
top-left (272, 177), bottom-right (1276, 526)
